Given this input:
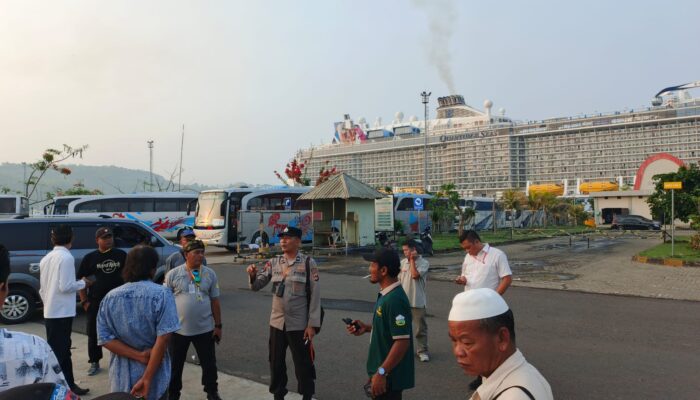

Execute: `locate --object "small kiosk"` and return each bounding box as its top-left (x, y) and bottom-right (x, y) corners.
top-left (298, 173), bottom-right (384, 252)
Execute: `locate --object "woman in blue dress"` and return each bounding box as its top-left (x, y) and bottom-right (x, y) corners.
top-left (97, 245), bottom-right (180, 400)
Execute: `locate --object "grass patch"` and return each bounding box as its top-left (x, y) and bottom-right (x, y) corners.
top-left (399, 226), bottom-right (595, 251)
top-left (638, 237), bottom-right (700, 261)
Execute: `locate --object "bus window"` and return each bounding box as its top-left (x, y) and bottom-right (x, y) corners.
top-left (75, 200), bottom-right (102, 213)
top-left (155, 199), bottom-right (179, 212)
top-left (293, 199), bottom-right (311, 210)
top-left (0, 198), bottom-right (14, 214)
top-left (103, 199), bottom-right (129, 212)
top-left (129, 199), bottom-right (154, 212)
top-left (396, 198), bottom-right (414, 211)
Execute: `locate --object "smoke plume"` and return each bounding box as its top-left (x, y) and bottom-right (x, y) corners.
top-left (412, 0), bottom-right (457, 94)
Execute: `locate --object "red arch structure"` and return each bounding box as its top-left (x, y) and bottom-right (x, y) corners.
top-left (633, 153), bottom-right (685, 190)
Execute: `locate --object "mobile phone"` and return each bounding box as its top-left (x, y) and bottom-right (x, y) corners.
top-left (213, 334), bottom-right (220, 344)
top-left (343, 317), bottom-right (361, 331)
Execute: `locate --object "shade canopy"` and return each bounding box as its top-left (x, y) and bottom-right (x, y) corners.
top-left (298, 173), bottom-right (385, 200)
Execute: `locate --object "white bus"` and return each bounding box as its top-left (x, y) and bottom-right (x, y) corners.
top-left (66, 193), bottom-right (198, 239)
top-left (194, 187), bottom-right (312, 249)
top-left (43, 196), bottom-right (86, 215)
top-left (0, 195), bottom-right (29, 219)
top-left (392, 193), bottom-right (434, 234)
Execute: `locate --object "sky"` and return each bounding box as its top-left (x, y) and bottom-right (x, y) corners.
top-left (1, 0), bottom-right (699, 186)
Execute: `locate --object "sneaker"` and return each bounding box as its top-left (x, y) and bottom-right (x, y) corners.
top-left (418, 352), bottom-right (430, 362)
top-left (69, 385), bottom-right (90, 396)
top-left (87, 362), bottom-right (100, 376)
top-left (207, 392), bottom-right (222, 400)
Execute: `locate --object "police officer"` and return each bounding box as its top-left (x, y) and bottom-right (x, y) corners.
top-left (247, 226), bottom-right (320, 400)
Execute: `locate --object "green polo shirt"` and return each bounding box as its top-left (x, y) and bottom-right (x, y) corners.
top-left (366, 281), bottom-right (415, 391)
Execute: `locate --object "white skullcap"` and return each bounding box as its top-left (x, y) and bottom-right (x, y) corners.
top-left (448, 288), bottom-right (509, 321)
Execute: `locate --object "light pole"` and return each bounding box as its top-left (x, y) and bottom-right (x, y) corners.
top-left (421, 91), bottom-right (431, 192)
top-left (147, 140), bottom-right (154, 191)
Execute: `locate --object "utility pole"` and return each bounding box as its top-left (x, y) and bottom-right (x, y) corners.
top-left (147, 140), bottom-right (154, 191)
top-left (178, 124), bottom-right (185, 192)
top-left (421, 91), bottom-right (431, 192)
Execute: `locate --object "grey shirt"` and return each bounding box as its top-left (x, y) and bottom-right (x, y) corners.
top-left (398, 256), bottom-right (429, 308)
top-left (163, 264), bottom-right (220, 336)
top-left (249, 252), bottom-right (321, 331)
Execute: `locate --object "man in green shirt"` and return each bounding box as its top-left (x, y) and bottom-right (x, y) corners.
top-left (347, 248), bottom-right (414, 400)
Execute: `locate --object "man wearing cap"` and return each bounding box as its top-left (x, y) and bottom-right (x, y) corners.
top-left (448, 289), bottom-right (553, 400)
top-left (164, 239), bottom-right (222, 400)
top-left (164, 228), bottom-right (207, 273)
top-left (455, 230), bottom-right (512, 295)
top-left (77, 226), bottom-right (127, 376)
top-left (247, 226), bottom-right (320, 400)
top-left (347, 248), bottom-right (414, 400)
top-left (39, 225), bottom-right (91, 396)
top-left (398, 239), bottom-right (431, 362)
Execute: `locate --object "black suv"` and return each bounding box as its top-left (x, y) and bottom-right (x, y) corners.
top-left (610, 215), bottom-right (661, 230)
top-left (0, 218), bottom-right (180, 324)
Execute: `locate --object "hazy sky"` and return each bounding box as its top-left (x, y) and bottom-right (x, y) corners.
top-left (2, 0), bottom-right (698, 186)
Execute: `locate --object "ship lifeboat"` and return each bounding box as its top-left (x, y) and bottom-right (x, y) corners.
top-left (579, 181), bottom-right (619, 194)
top-left (528, 184), bottom-right (564, 196)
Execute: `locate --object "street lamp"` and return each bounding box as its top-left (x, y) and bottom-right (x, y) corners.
top-left (147, 140), bottom-right (154, 191)
top-left (421, 91), bottom-right (431, 192)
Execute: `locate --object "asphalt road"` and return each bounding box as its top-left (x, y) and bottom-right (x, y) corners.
top-left (69, 255), bottom-right (700, 400)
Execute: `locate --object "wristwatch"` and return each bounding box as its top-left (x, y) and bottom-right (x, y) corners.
top-left (377, 367), bottom-right (387, 376)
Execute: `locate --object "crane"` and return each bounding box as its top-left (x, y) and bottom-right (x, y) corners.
top-left (652, 81), bottom-right (700, 106)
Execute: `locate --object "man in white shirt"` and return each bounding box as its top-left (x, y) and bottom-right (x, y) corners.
top-left (447, 289), bottom-right (553, 400)
top-left (455, 230), bottom-right (512, 295)
top-left (39, 225), bottom-right (91, 396)
top-left (0, 244), bottom-right (69, 393)
top-left (398, 239), bottom-right (431, 362)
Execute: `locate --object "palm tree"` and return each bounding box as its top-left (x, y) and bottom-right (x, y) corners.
top-left (502, 189), bottom-right (527, 233)
top-left (539, 193), bottom-right (557, 228)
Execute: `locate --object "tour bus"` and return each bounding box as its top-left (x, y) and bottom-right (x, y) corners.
top-left (0, 195), bottom-right (29, 219)
top-left (43, 196), bottom-right (85, 215)
top-left (193, 187), bottom-right (312, 250)
top-left (392, 193), bottom-right (434, 234)
top-left (66, 193), bottom-right (198, 239)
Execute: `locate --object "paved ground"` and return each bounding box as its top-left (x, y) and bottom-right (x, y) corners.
top-left (5, 234), bottom-right (700, 399)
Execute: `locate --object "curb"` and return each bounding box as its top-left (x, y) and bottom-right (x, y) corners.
top-left (631, 255), bottom-right (700, 267)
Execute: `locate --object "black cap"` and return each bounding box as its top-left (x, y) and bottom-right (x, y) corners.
top-left (183, 239), bottom-right (205, 253)
top-left (363, 248), bottom-right (401, 276)
top-left (277, 226), bottom-right (302, 239)
top-left (95, 226), bottom-right (113, 239)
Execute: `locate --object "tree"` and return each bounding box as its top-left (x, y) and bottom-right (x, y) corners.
top-left (434, 183), bottom-right (470, 235)
top-left (526, 192), bottom-right (557, 227)
top-left (647, 163), bottom-right (700, 223)
top-left (24, 144), bottom-right (88, 201)
top-left (567, 203), bottom-right (589, 226)
top-left (501, 189), bottom-right (527, 232)
top-left (429, 196), bottom-right (455, 233)
top-left (60, 182), bottom-right (103, 196)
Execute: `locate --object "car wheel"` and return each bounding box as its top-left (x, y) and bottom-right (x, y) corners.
top-left (1, 287), bottom-right (37, 324)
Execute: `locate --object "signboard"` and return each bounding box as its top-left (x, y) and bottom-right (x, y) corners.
top-left (414, 197), bottom-right (424, 211)
top-left (283, 197), bottom-right (292, 210)
top-left (663, 181), bottom-right (682, 190)
top-left (375, 196), bottom-right (394, 232)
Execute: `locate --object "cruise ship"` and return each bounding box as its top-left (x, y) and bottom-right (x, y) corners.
top-left (296, 82), bottom-right (700, 197)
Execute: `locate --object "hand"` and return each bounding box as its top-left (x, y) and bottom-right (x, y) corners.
top-left (137, 348), bottom-right (151, 365)
top-left (411, 250), bottom-right (418, 260)
top-left (82, 277), bottom-right (94, 287)
top-left (131, 377), bottom-right (151, 399)
top-left (246, 264), bottom-right (257, 278)
top-left (371, 373), bottom-right (387, 397)
top-left (455, 276), bottom-right (467, 285)
top-left (82, 301), bottom-right (90, 312)
top-left (347, 320), bottom-right (368, 336)
top-left (213, 327), bottom-right (222, 343)
top-left (303, 326), bottom-right (315, 343)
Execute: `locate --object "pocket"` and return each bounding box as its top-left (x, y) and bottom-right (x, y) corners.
top-left (289, 274), bottom-right (307, 296)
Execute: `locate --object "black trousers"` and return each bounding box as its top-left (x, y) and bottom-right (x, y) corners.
top-left (86, 301), bottom-right (103, 363)
top-left (269, 326), bottom-right (315, 399)
top-left (375, 391), bottom-right (402, 400)
top-left (45, 317), bottom-right (76, 387)
top-left (168, 331), bottom-right (218, 396)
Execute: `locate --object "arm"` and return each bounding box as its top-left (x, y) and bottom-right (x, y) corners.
top-left (496, 275), bottom-right (512, 295)
top-left (130, 333), bottom-right (171, 398)
top-left (58, 255), bottom-right (85, 293)
top-left (103, 339), bottom-right (151, 364)
top-left (247, 262), bottom-right (272, 291)
top-left (304, 262), bottom-right (321, 341)
top-left (211, 297), bottom-right (222, 340)
top-left (371, 339), bottom-right (411, 396)
top-left (408, 255), bottom-right (421, 280)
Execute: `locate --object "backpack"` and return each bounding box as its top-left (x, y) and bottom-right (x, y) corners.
top-left (305, 256), bottom-right (325, 333)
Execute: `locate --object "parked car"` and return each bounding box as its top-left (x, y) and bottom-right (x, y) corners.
top-left (611, 215), bottom-right (661, 230)
top-left (0, 217), bottom-right (181, 324)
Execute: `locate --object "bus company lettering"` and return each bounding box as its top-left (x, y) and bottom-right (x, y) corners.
top-left (97, 259), bottom-right (120, 274)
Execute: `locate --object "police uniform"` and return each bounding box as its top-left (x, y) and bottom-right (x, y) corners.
top-left (249, 227), bottom-right (320, 400)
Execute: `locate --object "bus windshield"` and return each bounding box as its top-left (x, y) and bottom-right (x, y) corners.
top-left (196, 192), bottom-right (226, 228)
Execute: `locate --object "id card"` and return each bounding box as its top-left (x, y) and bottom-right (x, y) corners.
top-left (188, 283), bottom-right (196, 294)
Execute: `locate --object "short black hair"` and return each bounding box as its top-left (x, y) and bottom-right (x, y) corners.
top-left (51, 225), bottom-right (73, 246)
top-left (479, 309), bottom-right (516, 345)
top-left (404, 239), bottom-right (419, 250)
top-left (122, 245), bottom-right (159, 282)
top-left (0, 244), bottom-right (9, 285)
top-left (459, 229), bottom-right (481, 243)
